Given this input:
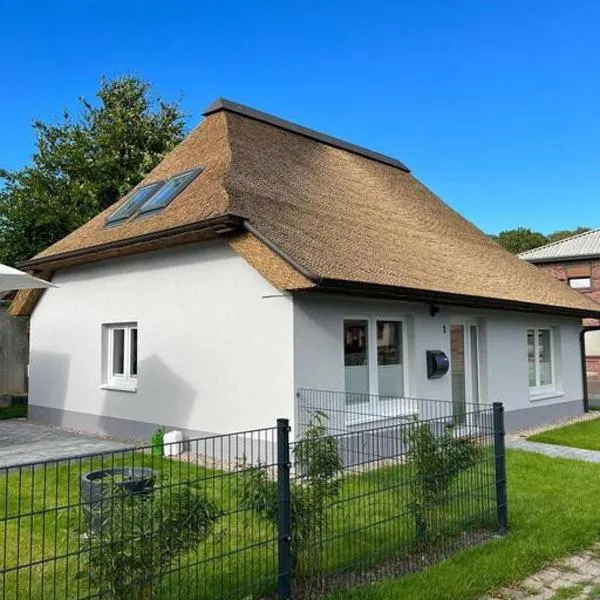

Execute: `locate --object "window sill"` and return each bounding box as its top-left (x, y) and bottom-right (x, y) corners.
top-left (529, 390), bottom-right (565, 403)
top-left (100, 383), bottom-right (138, 394)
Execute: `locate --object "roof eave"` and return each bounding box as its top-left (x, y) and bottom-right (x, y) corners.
top-left (522, 253), bottom-right (600, 265)
top-left (18, 214), bottom-right (247, 270)
top-left (306, 278), bottom-right (600, 319)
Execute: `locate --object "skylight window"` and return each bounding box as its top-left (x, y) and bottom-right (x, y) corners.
top-left (106, 181), bottom-right (164, 225)
top-left (138, 167), bottom-right (202, 216)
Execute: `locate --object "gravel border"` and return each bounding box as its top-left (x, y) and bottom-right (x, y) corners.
top-left (509, 411), bottom-right (600, 440)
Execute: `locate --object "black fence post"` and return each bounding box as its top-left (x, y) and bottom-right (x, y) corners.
top-left (277, 418), bottom-right (293, 599)
top-left (492, 402), bottom-right (508, 534)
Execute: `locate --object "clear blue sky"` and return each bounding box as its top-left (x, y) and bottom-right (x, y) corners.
top-left (1, 0), bottom-right (599, 234)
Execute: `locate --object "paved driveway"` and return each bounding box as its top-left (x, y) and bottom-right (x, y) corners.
top-left (0, 420), bottom-right (129, 468)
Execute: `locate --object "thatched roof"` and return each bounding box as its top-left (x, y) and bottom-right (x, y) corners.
top-left (14, 99), bottom-right (600, 318)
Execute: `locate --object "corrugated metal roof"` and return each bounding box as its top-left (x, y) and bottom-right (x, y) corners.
top-left (519, 229), bottom-right (600, 262)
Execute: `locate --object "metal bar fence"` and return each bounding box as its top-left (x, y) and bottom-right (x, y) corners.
top-left (0, 394), bottom-right (507, 599)
top-left (0, 427), bottom-right (280, 600)
top-left (291, 389), bottom-right (505, 597)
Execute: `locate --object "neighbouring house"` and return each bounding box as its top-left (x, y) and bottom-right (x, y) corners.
top-left (10, 98), bottom-right (600, 440)
top-left (519, 230), bottom-right (600, 406)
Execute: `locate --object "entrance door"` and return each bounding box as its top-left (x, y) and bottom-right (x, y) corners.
top-left (450, 323), bottom-right (480, 425)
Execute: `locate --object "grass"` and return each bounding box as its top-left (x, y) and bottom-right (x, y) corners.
top-left (0, 404), bottom-right (27, 419)
top-left (528, 415), bottom-right (600, 450)
top-left (6, 445), bottom-right (600, 600)
top-left (1, 452), bottom-right (278, 600)
top-left (549, 584), bottom-right (586, 599)
top-left (0, 444), bottom-right (496, 600)
top-left (327, 450), bottom-right (600, 600)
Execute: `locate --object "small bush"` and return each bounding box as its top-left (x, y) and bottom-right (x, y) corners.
top-left (241, 412), bottom-right (343, 576)
top-left (83, 482), bottom-right (221, 599)
top-left (406, 423), bottom-right (482, 540)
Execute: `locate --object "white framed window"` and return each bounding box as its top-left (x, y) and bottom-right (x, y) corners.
top-left (103, 323), bottom-right (138, 391)
top-left (343, 317), bottom-right (409, 417)
top-left (527, 327), bottom-right (554, 394)
top-left (568, 277), bottom-right (591, 289)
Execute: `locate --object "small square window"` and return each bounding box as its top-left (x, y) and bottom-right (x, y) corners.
top-left (568, 277), bottom-right (591, 289)
top-left (103, 323), bottom-right (138, 391)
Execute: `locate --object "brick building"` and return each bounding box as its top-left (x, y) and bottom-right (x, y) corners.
top-left (520, 230), bottom-right (600, 404)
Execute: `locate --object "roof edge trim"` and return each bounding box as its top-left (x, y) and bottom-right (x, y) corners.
top-left (522, 253), bottom-right (600, 265)
top-left (203, 98), bottom-right (411, 173)
top-left (242, 221), bottom-right (320, 282)
top-left (19, 215), bottom-right (246, 269)
top-left (312, 278), bottom-right (600, 318)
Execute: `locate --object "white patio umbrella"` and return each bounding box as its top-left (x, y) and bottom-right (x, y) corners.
top-left (0, 263), bottom-right (57, 293)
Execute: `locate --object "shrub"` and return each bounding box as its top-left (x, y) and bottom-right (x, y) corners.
top-left (406, 423), bottom-right (482, 540)
top-left (83, 482), bottom-right (221, 599)
top-left (241, 412), bottom-right (343, 576)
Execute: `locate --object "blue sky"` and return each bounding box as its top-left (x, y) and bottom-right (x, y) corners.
top-left (1, 0), bottom-right (599, 234)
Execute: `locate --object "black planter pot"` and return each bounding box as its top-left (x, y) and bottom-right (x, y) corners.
top-left (80, 467), bottom-right (156, 532)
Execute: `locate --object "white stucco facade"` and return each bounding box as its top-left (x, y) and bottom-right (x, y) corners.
top-left (28, 243), bottom-right (586, 440)
top-left (293, 295), bottom-right (585, 431)
top-left (29, 241), bottom-right (295, 437)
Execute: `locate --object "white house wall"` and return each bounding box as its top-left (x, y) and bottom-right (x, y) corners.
top-left (292, 294), bottom-right (584, 431)
top-left (29, 241), bottom-right (295, 440)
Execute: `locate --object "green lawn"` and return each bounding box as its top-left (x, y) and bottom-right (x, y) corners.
top-left (528, 416), bottom-right (600, 450)
top-left (0, 452), bottom-right (279, 600)
top-left (0, 403), bottom-right (27, 419)
top-left (0, 446), bottom-right (496, 600)
top-left (329, 450), bottom-right (600, 600)
top-left (5, 446), bottom-right (600, 600)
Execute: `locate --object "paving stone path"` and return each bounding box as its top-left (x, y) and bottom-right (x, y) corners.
top-left (483, 544), bottom-right (600, 599)
top-left (506, 437), bottom-right (600, 463)
top-left (484, 415), bottom-right (600, 599)
top-left (0, 420), bottom-right (129, 468)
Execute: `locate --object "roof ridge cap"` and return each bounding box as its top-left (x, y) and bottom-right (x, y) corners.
top-left (518, 228), bottom-right (600, 257)
top-left (202, 97), bottom-right (411, 173)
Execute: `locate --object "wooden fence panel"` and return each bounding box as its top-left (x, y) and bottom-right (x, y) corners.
top-left (0, 301), bottom-right (28, 395)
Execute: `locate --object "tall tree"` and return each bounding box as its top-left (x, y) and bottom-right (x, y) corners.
top-left (0, 76), bottom-right (186, 266)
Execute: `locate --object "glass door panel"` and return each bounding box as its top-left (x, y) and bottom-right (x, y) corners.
top-left (344, 320), bottom-right (369, 403)
top-left (469, 324), bottom-right (480, 405)
top-left (377, 320), bottom-right (404, 397)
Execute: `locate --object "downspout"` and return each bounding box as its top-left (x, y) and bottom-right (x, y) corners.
top-left (580, 325), bottom-right (600, 412)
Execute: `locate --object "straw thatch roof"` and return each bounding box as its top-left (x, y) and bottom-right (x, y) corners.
top-left (12, 99), bottom-right (600, 318)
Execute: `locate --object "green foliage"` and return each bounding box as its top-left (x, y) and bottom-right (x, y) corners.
top-left (0, 404), bottom-right (27, 419)
top-left (492, 227), bottom-right (548, 254)
top-left (241, 412), bottom-right (343, 575)
top-left (406, 424), bottom-right (482, 539)
top-left (0, 75), bottom-right (186, 265)
top-left (491, 226), bottom-right (591, 255)
top-left (84, 482), bottom-right (221, 600)
top-left (294, 411), bottom-right (344, 494)
top-left (546, 227), bottom-right (591, 244)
